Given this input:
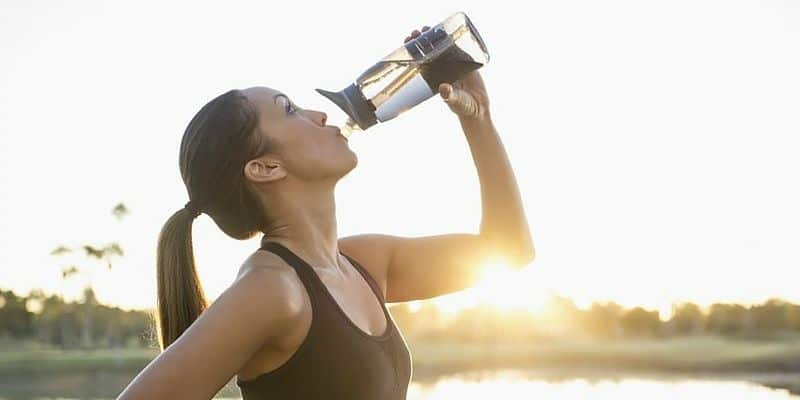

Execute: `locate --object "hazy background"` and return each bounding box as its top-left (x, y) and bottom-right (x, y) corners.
top-left (2, 1), bottom-right (800, 399)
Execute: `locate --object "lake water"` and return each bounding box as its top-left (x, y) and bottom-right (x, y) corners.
top-left (0, 368), bottom-right (798, 399)
top-left (404, 369), bottom-right (800, 400)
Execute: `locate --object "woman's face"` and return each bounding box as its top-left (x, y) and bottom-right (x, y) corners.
top-left (243, 86), bottom-right (357, 184)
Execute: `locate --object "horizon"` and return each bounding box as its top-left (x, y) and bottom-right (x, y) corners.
top-left (4, 282), bottom-right (797, 324)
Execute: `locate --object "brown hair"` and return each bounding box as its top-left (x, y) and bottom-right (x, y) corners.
top-left (154, 89), bottom-right (274, 350)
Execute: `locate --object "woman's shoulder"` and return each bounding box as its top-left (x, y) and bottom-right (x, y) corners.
top-left (238, 245), bottom-right (305, 280)
top-left (233, 250), bottom-right (309, 318)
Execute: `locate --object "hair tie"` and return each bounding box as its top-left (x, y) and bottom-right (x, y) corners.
top-left (184, 200), bottom-right (201, 218)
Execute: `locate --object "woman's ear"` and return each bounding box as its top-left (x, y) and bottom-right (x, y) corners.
top-left (244, 157), bottom-right (287, 184)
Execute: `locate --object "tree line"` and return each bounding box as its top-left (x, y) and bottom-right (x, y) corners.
top-left (389, 295), bottom-right (800, 342)
top-left (2, 287), bottom-right (799, 349)
top-left (0, 287), bottom-right (155, 349)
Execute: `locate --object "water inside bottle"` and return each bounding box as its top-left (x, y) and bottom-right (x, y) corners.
top-left (346, 47), bottom-right (483, 137)
top-left (320, 15), bottom-right (489, 134)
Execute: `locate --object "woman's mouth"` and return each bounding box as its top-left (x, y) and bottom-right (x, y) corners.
top-left (330, 126), bottom-right (348, 142)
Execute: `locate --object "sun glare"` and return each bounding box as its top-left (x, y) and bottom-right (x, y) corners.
top-left (430, 260), bottom-right (549, 315)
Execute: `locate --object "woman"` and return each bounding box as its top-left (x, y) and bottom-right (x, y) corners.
top-left (117, 26), bottom-right (534, 400)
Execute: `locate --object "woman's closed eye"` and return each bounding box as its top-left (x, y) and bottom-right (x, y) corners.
top-left (286, 101), bottom-right (297, 115)
top-left (276, 95), bottom-right (298, 116)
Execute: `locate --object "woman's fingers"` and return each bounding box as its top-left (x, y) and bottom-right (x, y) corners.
top-left (404, 26), bottom-right (431, 43)
top-left (438, 83), bottom-right (453, 100)
top-left (438, 83), bottom-right (478, 117)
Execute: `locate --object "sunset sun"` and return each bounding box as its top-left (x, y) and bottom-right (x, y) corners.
top-left (422, 260), bottom-right (549, 315)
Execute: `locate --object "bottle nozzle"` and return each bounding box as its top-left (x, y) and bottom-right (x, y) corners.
top-left (315, 84), bottom-right (377, 131)
top-left (340, 118), bottom-right (362, 138)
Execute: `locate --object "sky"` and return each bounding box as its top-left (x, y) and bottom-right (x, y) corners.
top-left (1, 0), bottom-right (798, 317)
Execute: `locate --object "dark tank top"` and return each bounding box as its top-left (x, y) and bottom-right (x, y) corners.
top-left (236, 240), bottom-right (413, 399)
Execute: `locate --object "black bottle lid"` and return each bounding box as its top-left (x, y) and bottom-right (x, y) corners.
top-left (315, 84), bottom-right (378, 130)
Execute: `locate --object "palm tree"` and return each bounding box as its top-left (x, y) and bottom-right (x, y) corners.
top-left (50, 202), bottom-right (129, 348)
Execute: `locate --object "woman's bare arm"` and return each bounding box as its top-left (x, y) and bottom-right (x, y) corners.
top-left (336, 27), bottom-right (534, 303)
top-left (339, 115), bottom-right (534, 303)
top-left (116, 265), bottom-right (303, 400)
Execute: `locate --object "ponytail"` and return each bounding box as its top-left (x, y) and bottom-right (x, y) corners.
top-left (155, 207), bottom-right (209, 350)
top-left (153, 89), bottom-right (273, 349)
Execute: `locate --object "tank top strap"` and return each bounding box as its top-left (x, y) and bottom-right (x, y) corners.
top-left (341, 252), bottom-right (387, 305)
top-left (261, 240), bottom-right (387, 306)
top-left (259, 241), bottom-right (322, 292)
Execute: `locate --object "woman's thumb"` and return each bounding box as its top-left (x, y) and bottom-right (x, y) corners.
top-left (439, 83), bottom-right (453, 101)
top-left (438, 82), bottom-right (478, 117)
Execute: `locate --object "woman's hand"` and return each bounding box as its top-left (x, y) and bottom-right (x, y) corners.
top-left (405, 26), bottom-right (491, 123)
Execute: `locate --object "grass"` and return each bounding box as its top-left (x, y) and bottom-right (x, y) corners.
top-left (2, 335), bottom-right (800, 376)
top-left (0, 347), bottom-right (160, 375)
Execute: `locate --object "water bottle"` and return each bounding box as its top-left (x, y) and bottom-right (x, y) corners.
top-left (316, 11), bottom-right (490, 137)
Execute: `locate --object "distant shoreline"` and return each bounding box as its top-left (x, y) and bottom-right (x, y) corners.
top-left (406, 336), bottom-right (800, 395)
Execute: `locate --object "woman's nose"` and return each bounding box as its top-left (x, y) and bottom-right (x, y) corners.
top-left (308, 110), bottom-right (327, 126)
